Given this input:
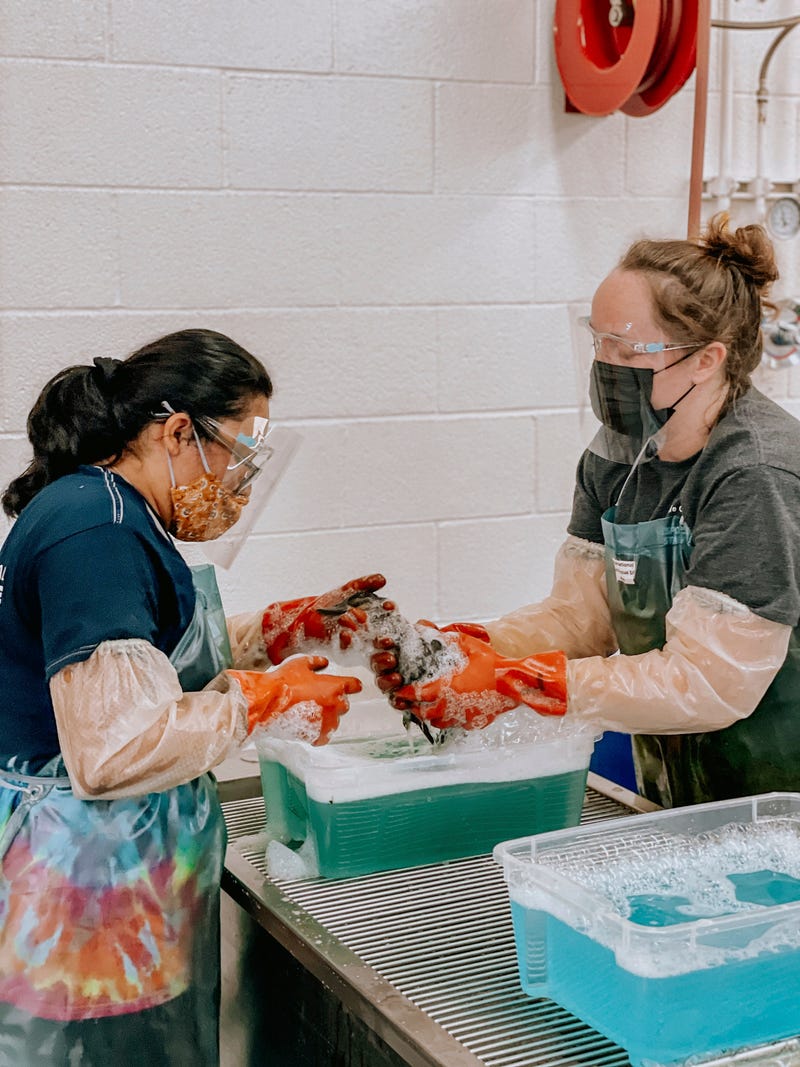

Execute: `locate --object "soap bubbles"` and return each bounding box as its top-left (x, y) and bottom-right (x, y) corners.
top-left (535, 819), bottom-right (800, 975)
top-left (253, 700), bottom-right (326, 745)
top-left (328, 593), bottom-right (468, 689)
top-left (438, 706), bottom-right (594, 753)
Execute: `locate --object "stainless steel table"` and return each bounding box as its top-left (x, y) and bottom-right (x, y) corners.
top-left (220, 774), bottom-right (800, 1067)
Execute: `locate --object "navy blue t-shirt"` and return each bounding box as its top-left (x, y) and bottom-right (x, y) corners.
top-left (0, 466), bottom-right (196, 769)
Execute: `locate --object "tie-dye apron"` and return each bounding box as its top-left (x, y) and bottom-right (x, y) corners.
top-left (0, 564), bottom-right (233, 1063)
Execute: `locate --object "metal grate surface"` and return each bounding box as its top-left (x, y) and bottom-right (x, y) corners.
top-left (224, 789), bottom-right (632, 1066)
top-left (222, 791), bottom-right (800, 1067)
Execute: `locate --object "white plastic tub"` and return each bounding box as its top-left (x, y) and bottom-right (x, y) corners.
top-left (257, 714), bottom-right (595, 879)
top-left (494, 793), bottom-right (800, 1066)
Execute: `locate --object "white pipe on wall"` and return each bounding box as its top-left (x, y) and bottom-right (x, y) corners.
top-left (716, 0), bottom-right (735, 214)
top-left (707, 12), bottom-right (800, 220)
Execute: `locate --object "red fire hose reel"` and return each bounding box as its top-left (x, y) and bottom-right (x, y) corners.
top-left (554, 1), bottom-right (698, 117)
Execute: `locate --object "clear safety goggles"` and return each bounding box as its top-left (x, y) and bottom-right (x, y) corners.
top-left (157, 402), bottom-right (272, 494)
top-left (156, 402), bottom-right (302, 567)
top-left (194, 414), bottom-right (272, 494)
top-left (577, 315), bottom-right (696, 365)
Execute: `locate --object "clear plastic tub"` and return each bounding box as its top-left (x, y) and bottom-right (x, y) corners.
top-left (493, 794), bottom-right (800, 1067)
top-left (256, 716), bottom-right (595, 879)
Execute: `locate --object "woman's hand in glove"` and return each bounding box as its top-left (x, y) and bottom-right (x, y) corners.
top-left (261, 575), bottom-right (395, 663)
top-left (370, 620), bottom-right (491, 695)
top-left (393, 632), bottom-right (567, 731)
top-left (228, 656), bottom-right (362, 745)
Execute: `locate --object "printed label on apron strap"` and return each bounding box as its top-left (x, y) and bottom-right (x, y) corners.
top-left (613, 556), bottom-right (638, 585)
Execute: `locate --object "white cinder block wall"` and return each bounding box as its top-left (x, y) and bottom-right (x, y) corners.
top-left (3, 0), bottom-right (800, 643)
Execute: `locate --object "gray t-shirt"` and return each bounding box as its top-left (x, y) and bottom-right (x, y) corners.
top-left (568, 387), bottom-right (800, 627)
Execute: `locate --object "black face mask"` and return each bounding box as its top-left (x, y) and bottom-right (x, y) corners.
top-left (589, 352), bottom-right (698, 438)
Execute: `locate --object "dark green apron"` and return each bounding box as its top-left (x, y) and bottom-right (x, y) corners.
top-left (602, 504), bottom-right (800, 807)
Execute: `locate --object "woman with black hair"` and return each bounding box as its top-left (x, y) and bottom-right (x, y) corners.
top-left (0, 329), bottom-right (385, 1065)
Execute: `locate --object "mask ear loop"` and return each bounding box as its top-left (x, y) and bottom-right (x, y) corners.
top-left (162, 395), bottom-right (212, 487)
top-left (651, 346), bottom-right (702, 419)
top-left (166, 450), bottom-right (178, 490)
top-left (192, 431), bottom-right (213, 475)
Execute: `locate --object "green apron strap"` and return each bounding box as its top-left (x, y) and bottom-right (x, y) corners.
top-left (603, 503), bottom-right (800, 806)
top-left (169, 563), bottom-right (233, 692)
top-left (601, 505), bottom-right (692, 804)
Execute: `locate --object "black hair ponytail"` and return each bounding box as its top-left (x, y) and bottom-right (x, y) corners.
top-left (2, 329), bottom-right (272, 518)
top-left (2, 364), bottom-right (126, 518)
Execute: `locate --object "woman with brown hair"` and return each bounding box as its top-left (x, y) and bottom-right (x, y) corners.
top-left (377, 215), bottom-right (800, 809)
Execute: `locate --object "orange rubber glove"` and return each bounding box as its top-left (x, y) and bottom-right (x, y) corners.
top-left (370, 620), bottom-right (491, 694)
top-left (228, 656), bottom-right (362, 745)
top-left (439, 621), bottom-right (491, 642)
top-left (261, 574), bottom-right (395, 664)
top-left (393, 632), bottom-right (567, 732)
